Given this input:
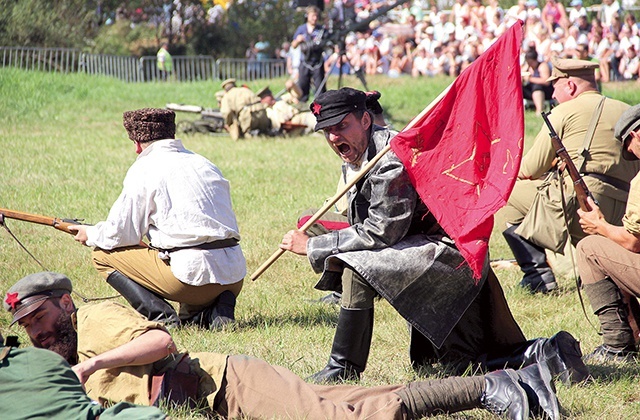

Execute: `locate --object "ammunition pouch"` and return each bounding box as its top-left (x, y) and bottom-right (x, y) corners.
top-left (150, 353), bottom-right (199, 408)
top-left (515, 170), bottom-right (577, 254)
top-left (239, 102), bottom-right (271, 134)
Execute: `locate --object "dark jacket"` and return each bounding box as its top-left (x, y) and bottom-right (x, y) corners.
top-left (307, 126), bottom-right (524, 350)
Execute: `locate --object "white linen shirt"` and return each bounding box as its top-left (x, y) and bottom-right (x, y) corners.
top-left (86, 139), bottom-right (246, 286)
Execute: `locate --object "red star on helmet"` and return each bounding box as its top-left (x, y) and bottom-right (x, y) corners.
top-left (5, 292), bottom-right (19, 310)
top-left (312, 102), bottom-right (322, 115)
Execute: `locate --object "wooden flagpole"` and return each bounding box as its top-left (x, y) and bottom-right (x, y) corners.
top-left (250, 83), bottom-right (452, 281)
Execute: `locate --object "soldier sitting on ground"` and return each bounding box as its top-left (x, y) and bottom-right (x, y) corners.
top-left (577, 104), bottom-right (640, 362)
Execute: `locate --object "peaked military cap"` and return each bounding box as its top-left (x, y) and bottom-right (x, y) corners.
top-left (310, 87), bottom-right (367, 131)
top-left (221, 78), bottom-right (236, 89)
top-left (547, 57), bottom-right (599, 82)
top-left (4, 272), bottom-right (72, 325)
top-left (256, 86), bottom-right (273, 99)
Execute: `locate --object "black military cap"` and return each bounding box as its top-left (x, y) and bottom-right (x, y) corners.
top-left (310, 87), bottom-right (367, 131)
top-left (256, 86), bottom-right (273, 99)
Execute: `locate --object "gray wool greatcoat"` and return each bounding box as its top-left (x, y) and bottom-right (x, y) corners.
top-left (306, 126), bottom-right (524, 353)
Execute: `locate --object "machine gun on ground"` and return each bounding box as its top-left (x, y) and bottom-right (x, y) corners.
top-left (166, 103), bottom-right (227, 136)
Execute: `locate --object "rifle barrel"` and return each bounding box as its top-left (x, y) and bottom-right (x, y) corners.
top-left (0, 208), bottom-right (80, 234)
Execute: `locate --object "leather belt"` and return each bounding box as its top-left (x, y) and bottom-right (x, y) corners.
top-left (152, 238), bottom-right (239, 254)
top-left (582, 173), bottom-right (630, 192)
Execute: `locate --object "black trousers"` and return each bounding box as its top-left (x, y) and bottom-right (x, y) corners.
top-left (298, 61), bottom-right (325, 102)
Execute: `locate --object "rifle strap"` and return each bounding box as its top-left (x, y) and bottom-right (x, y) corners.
top-left (558, 168), bottom-right (602, 334)
top-left (0, 217), bottom-right (118, 304)
top-left (0, 218), bottom-right (47, 271)
top-left (577, 96), bottom-right (606, 173)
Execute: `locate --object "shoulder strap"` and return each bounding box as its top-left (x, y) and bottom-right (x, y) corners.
top-left (577, 95), bottom-right (606, 173)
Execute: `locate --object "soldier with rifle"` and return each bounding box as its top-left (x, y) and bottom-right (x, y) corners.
top-left (497, 57), bottom-right (640, 293)
top-left (65, 108), bottom-right (246, 330)
top-left (576, 104), bottom-right (640, 362)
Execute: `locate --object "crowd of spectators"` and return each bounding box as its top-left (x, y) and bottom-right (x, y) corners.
top-left (297, 0), bottom-right (640, 84)
top-left (103, 0), bottom-right (640, 84)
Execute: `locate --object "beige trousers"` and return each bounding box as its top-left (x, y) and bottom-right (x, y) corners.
top-left (92, 246), bottom-right (243, 319)
top-left (577, 235), bottom-right (640, 292)
top-left (216, 355), bottom-right (406, 419)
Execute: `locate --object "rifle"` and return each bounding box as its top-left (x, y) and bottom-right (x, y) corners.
top-left (0, 208), bottom-right (84, 235)
top-left (541, 112), bottom-right (640, 344)
top-left (541, 111), bottom-right (599, 211)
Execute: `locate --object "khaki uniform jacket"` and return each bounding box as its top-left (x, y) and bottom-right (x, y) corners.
top-left (506, 91), bottom-right (640, 243)
top-left (77, 302), bottom-right (227, 407)
top-left (624, 172), bottom-right (640, 234)
top-left (521, 91), bottom-right (639, 201)
top-left (266, 100), bottom-right (315, 134)
top-left (220, 87), bottom-right (269, 139)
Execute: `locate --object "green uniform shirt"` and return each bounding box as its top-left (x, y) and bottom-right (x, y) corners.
top-left (156, 47), bottom-right (173, 72)
top-left (0, 345), bottom-right (165, 419)
top-left (623, 172), bottom-right (640, 235)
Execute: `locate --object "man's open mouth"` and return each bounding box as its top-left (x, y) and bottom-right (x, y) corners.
top-left (337, 143), bottom-right (350, 154)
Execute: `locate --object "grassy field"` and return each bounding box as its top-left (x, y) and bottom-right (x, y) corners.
top-left (2, 68), bottom-right (640, 419)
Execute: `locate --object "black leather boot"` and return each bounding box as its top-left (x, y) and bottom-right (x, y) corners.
top-left (106, 271), bottom-right (180, 328)
top-left (583, 280), bottom-right (637, 362)
top-left (307, 307), bottom-right (374, 384)
top-left (484, 331), bottom-right (589, 386)
top-left (512, 363), bottom-right (560, 420)
top-left (503, 225), bottom-right (557, 293)
top-left (481, 369), bottom-right (529, 420)
top-left (185, 290), bottom-right (236, 330)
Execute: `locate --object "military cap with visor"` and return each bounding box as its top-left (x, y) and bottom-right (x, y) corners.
top-left (615, 104), bottom-right (640, 161)
top-left (310, 87), bottom-right (367, 131)
top-left (221, 78), bottom-right (236, 89)
top-left (256, 86), bottom-right (273, 99)
top-left (4, 272), bottom-right (72, 325)
top-left (547, 57), bottom-right (599, 82)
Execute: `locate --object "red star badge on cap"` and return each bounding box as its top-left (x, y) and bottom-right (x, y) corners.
top-left (5, 292), bottom-right (19, 310)
top-left (312, 102), bottom-right (322, 116)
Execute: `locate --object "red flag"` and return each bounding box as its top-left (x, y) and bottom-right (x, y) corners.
top-left (390, 20), bottom-right (524, 279)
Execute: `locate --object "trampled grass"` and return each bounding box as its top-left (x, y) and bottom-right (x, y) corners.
top-left (2, 67), bottom-right (640, 418)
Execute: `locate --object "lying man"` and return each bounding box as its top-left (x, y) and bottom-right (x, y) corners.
top-left (4, 271), bottom-right (560, 419)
